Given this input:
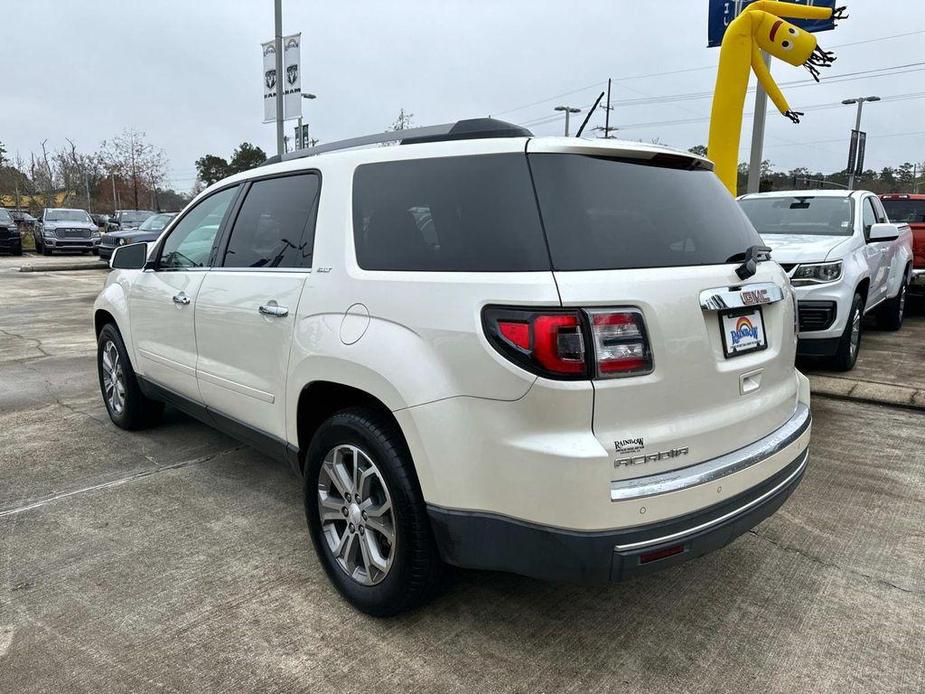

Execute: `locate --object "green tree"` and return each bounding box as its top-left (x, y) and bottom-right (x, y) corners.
top-left (195, 154), bottom-right (231, 186)
top-left (688, 144), bottom-right (708, 157)
top-left (228, 142), bottom-right (266, 173)
top-left (195, 142), bottom-right (267, 187)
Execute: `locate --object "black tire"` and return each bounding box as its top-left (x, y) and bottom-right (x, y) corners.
top-left (876, 279), bottom-right (906, 331)
top-left (41, 241), bottom-right (52, 256)
top-left (12, 246), bottom-right (22, 256)
top-left (304, 408), bottom-right (442, 617)
top-left (96, 323), bottom-right (164, 430)
top-left (830, 292), bottom-right (864, 372)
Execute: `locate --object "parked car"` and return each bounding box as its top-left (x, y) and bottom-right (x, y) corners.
top-left (34, 208), bottom-right (101, 255)
top-left (95, 119), bottom-right (811, 616)
top-left (8, 210), bottom-right (38, 233)
top-left (739, 191), bottom-right (913, 370)
top-left (880, 194), bottom-right (925, 300)
top-left (110, 209), bottom-right (155, 231)
top-left (0, 208), bottom-right (23, 255)
top-left (99, 212), bottom-right (176, 261)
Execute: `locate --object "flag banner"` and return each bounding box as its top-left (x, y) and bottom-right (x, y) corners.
top-left (262, 33), bottom-right (302, 123)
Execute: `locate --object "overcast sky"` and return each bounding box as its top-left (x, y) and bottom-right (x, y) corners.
top-left (2, 0), bottom-right (923, 192)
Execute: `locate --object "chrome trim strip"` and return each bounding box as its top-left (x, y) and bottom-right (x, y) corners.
top-left (197, 369), bottom-right (276, 404)
top-left (699, 282), bottom-right (785, 311)
top-left (611, 403), bottom-right (810, 502)
top-left (614, 450), bottom-right (808, 551)
top-left (137, 348), bottom-right (196, 377)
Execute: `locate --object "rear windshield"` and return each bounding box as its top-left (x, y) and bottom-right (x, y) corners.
top-left (530, 154), bottom-right (761, 270)
top-left (353, 154), bottom-right (549, 272)
top-left (352, 152), bottom-right (762, 272)
top-left (739, 196), bottom-right (853, 236)
top-left (882, 199), bottom-right (925, 224)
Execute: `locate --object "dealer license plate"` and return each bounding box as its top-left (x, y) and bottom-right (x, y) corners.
top-left (720, 308), bottom-right (767, 358)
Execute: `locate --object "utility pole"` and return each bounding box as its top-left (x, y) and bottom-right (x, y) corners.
top-left (111, 173), bottom-right (117, 213)
top-left (85, 172), bottom-right (91, 213)
top-left (747, 52), bottom-right (771, 194)
top-left (843, 96), bottom-right (880, 190)
top-left (603, 78), bottom-right (613, 138)
top-left (554, 105), bottom-right (581, 136)
top-left (274, 0), bottom-right (285, 157)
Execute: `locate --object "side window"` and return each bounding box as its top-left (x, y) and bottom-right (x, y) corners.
top-left (222, 173), bottom-right (320, 268)
top-left (862, 198), bottom-right (877, 242)
top-left (159, 186), bottom-right (238, 270)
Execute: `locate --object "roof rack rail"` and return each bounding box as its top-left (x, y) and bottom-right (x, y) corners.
top-left (262, 118), bottom-right (532, 166)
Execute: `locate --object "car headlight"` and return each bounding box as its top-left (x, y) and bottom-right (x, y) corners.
top-left (119, 238), bottom-right (127, 245)
top-left (791, 261), bottom-right (842, 286)
top-left (91, 230), bottom-right (101, 238)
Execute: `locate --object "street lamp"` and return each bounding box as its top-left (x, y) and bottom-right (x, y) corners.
top-left (554, 105), bottom-right (582, 137)
top-left (298, 93), bottom-right (317, 150)
top-left (842, 96), bottom-right (880, 190)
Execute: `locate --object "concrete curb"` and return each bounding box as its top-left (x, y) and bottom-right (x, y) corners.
top-left (19, 262), bottom-right (109, 273)
top-left (809, 374), bottom-right (925, 412)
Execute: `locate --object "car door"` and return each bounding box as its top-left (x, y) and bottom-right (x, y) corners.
top-left (129, 185), bottom-right (240, 401)
top-left (195, 172), bottom-right (320, 444)
top-left (860, 195), bottom-right (889, 307)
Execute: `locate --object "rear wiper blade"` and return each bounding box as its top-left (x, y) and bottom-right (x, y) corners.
top-left (727, 245), bottom-right (772, 280)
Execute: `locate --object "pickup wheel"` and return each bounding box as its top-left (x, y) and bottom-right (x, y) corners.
top-left (304, 408), bottom-right (442, 617)
top-left (41, 241), bottom-right (52, 256)
top-left (830, 292), bottom-right (864, 372)
top-left (876, 279), bottom-right (906, 331)
top-left (96, 323), bottom-right (164, 430)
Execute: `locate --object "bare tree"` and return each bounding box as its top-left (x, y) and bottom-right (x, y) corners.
top-left (101, 129), bottom-right (167, 210)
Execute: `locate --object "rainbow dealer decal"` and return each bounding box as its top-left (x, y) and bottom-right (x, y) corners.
top-left (720, 308), bottom-right (768, 357)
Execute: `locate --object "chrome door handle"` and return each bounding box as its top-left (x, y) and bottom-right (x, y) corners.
top-left (172, 293), bottom-right (190, 305)
top-left (259, 304), bottom-right (289, 317)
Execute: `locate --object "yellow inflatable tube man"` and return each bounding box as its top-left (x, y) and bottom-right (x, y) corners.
top-left (708, 1), bottom-right (847, 194)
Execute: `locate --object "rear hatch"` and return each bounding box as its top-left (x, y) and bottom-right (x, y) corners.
top-left (527, 141), bottom-right (799, 478)
top-left (882, 195), bottom-right (925, 268)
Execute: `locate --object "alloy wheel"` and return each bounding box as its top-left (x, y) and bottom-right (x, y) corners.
top-left (318, 444), bottom-right (396, 586)
top-left (101, 340), bottom-right (126, 415)
top-left (849, 307), bottom-right (861, 359)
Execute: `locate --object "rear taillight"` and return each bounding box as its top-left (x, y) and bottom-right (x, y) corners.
top-left (483, 307), bottom-right (652, 380)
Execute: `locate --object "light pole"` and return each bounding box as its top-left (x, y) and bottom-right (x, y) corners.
top-left (554, 105), bottom-right (582, 136)
top-left (842, 96), bottom-right (880, 190)
top-left (274, 0), bottom-right (284, 157)
top-left (297, 93), bottom-right (316, 150)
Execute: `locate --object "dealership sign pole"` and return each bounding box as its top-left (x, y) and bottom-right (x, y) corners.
top-left (708, 1), bottom-right (836, 193)
top-left (264, 4), bottom-right (303, 155)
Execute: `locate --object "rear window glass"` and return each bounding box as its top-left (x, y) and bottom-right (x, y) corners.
top-left (739, 196), bottom-right (854, 237)
top-left (352, 154), bottom-right (550, 272)
top-left (882, 199), bottom-right (925, 224)
top-left (529, 154), bottom-right (762, 270)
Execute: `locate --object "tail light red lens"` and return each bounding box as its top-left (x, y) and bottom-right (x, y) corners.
top-left (483, 306), bottom-right (652, 380)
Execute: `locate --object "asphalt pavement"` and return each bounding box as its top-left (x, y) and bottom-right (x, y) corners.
top-left (1, 255), bottom-right (923, 693)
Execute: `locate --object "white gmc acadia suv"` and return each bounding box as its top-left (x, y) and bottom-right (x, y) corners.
top-left (739, 191), bottom-right (913, 371)
top-left (94, 119), bottom-right (811, 616)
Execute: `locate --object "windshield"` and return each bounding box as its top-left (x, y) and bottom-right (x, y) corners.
top-left (882, 199), bottom-right (925, 224)
top-left (739, 196), bottom-right (853, 237)
top-left (139, 213), bottom-right (174, 231)
top-left (0, 209), bottom-right (12, 223)
top-left (45, 210), bottom-right (92, 223)
top-left (530, 154), bottom-right (762, 270)
top-left (120, 211), bottom-right (155, 224)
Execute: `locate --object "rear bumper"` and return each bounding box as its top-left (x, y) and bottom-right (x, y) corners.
top-left (429, 449), bottom-right (808, 583)
top-left (427, 403), bottom-right (810, 583)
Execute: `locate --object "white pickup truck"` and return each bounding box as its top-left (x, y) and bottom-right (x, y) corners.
top-left (739, 190), bottom-right (913, 371)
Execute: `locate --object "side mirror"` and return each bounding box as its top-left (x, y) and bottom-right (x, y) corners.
top-left (868, 223), bottom-right (900, 243)
top-left (110, 242), bottom-right (150, 270)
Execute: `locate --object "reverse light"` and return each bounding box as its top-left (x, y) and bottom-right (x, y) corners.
top-left (587, 310), bottom-right (652, 377)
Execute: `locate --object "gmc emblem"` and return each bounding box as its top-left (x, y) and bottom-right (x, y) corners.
top-left (741, 288), bottom-right (770, 305)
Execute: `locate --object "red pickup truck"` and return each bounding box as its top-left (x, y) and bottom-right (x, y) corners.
top-left (881, 194), bottom-right (925, 296)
